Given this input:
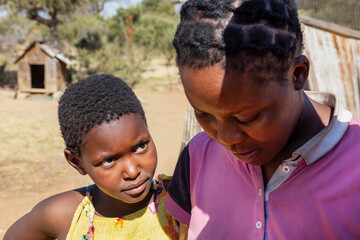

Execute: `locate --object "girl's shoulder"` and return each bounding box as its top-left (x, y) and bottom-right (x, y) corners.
top-left (39, 187), bottom-right (87, 216)
top-left (4, 187), bottom-right (88, 239)
top-left (34, 187), bottom-right (88, 230)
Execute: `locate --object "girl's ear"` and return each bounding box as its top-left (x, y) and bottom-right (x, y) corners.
top-left (64, 149), bottom-right (87, 175)
top-left (292, 55), bottom-right (310, 90)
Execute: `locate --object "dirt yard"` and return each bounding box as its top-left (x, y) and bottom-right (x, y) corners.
top-left (0, 72), bottom-right (188, 237)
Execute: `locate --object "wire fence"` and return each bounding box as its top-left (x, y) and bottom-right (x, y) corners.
top-left (296, 0), bottom-right (360, 31)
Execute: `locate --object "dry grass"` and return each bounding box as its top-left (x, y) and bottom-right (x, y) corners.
top-left (0, 92), bottom-right (69, 192)
top-left (0, 54), bottom-right (188, 239)
top-left (0, 55), bottom-right (182, 193)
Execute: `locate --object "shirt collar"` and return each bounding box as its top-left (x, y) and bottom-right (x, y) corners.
top-left (293, 91), bottom-right (353, 165)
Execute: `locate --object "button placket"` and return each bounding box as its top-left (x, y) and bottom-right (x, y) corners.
top-left (256, 221), bottom-right (262, 229)
top-left (282, 165), bottom-right (290, 172)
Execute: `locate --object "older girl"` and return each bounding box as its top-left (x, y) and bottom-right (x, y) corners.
top-left (165, 0), bottom-right (360, 239)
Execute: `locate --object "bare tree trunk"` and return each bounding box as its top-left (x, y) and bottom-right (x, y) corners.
top-left (27, 8), bottom-right (59, 48)
top-left (48, 22), bottom-right (59, 48)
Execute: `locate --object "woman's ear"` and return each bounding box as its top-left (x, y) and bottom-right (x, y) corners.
top-left (292, 55), bottom-right (310, 90)
top-left (64, 149), bottom-right (87, 175)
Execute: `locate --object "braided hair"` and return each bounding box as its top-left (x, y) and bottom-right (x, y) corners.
top-left (58, 74), bottom-right (146, 157)
top-left (173, 0), bottom-right (302, 80)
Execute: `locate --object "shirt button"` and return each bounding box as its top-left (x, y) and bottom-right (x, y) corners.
top-left (283, 165), bottom-right (290, 172)
top-left (256, 221), bottom-right (262, 229)
top-left (258, 189), bottom-right (263, 196)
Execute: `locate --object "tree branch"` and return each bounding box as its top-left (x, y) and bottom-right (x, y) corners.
top-left (27, 8), bottom-right (57, 27)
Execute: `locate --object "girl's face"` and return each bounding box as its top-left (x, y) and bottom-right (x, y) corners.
top-left (180, 63), bottom-right (303, 166)
top-left (79, 114), bottom-right (157, 204)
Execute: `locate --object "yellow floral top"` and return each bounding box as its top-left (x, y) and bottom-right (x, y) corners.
top-left (66, 174), bottom-right (178, 240)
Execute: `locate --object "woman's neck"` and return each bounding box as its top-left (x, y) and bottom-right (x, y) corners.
top-left (262, 91), bottom-right (332, 185)
top-left (91, 185), bottom-right (154, 218)
top-left (290, 92), bottom-right (332, 145)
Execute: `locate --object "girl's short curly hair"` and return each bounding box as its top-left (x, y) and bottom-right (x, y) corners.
top-left (58, 74), bottom-right (146, 157)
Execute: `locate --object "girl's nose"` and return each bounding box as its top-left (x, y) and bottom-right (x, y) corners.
top-left (123, 157), bottom-right (140, 180)
top-left (216, 121), bottom-right (245, 147)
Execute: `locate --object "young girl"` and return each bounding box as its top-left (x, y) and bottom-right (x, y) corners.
top-left (4, 74), bottom-right (179, 240)
top-left (164, 0), bottom-right (360, 239)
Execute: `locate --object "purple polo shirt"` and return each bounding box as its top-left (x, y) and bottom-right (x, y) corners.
top-left (164, 92), bottom-right (360, 239)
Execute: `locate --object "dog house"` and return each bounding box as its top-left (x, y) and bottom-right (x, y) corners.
top-left (14, 41), bottom-right (70, 95)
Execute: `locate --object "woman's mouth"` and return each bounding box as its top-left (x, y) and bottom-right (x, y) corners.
top-left (231, 149), bottom-right (258, 162)
top-left (122, 179), bottom-right (148, 195)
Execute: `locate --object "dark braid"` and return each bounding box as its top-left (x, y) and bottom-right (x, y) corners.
top-left (173, 0), bottom-right (303, 79)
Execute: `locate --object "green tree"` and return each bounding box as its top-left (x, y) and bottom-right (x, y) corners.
top-left (0, 14), bottom-right (34, 47)
top-left (58, 14), bottom-right (107, 48)
top-left (88, 0), bottom-right (108, 14)
top-left (0, 0), bottom-right (86, 46)
top-left (116, 5), bottom-right (141, 23)
top-left (106, 16), bottom-right (127, 46)
top-left (133, 15), bottom-right (178, 64)
top-left (107, 6), bottom-right (141, 46)
top-left (77, 42), bottom-right (148, 86)
top-left (141, 0), bottom-right (175, 16)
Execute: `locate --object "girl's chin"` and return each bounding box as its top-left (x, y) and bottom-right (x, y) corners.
top-left (120, 185), bottom-right (153, 204)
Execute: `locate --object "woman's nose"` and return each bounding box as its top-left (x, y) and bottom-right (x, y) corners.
top-left (123, 157), bottom-right (140, 180)
top-left (215, 121), bottom-right (245, 147)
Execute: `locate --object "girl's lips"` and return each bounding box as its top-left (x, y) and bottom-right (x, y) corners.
top-left (122, 179), bottom-right (148, 195)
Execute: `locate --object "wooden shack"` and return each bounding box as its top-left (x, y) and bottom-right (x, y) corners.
top-left (14, 41), bottom-right (70, 95)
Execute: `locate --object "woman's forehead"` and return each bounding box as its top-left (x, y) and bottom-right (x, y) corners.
top-left (180, 64), bottom-right (289, 113)
top-left (180, 60), bottom-right (287, 89)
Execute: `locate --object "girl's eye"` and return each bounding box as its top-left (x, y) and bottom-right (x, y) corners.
top-left (135, 141), bottom-right (149, 153)
top-left (101, 158), bottom-right (115, 167)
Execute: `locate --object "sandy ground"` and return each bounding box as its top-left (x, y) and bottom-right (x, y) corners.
top-left (0, 78), bottom-right (188, 238)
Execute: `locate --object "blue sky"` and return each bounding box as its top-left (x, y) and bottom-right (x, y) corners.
top-left (101, 0), bottom-right (143, 18)
top-left (0, 8), bottom-right (7, 18)
top-left (0, 0), bottom-right (143, 19)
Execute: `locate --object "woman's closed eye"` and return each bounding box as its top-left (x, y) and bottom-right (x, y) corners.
top-left (194, 110), bottom-right (212, 119)
top-left (234, 113), bottom-right (259, 124)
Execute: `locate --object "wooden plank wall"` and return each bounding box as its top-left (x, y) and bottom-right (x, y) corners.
top-left (17, 62), bottom-right (31, 91)
top-left (301, 17), bottom-right (360, 117)
top-left (44, 58), bottom-right (58, 93)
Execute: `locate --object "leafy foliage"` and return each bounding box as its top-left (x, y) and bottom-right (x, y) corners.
top-left (116, 5), bottom-right (141, 23)
top-left (0, 0), bottom-right (87, 44)
top-left (58, 14), bottom-right (107, 48)
top-left (0, 0), bottom-right (179, 86)
top-left (107, 7), bottom-right (138, 46)
top-left (141, 0), bottom-right (175, 16)
top-left (133, 15), bottom-right (178, 64)
top-left (0, 0), bottom-right (84, 13)
top-left (0, 14), bottom-right (34, 47)
top-left (76, 42), bottom-right (147, 86)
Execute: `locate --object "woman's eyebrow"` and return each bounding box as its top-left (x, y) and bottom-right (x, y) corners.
top-left (229, 105), bottom-right (263, 115)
